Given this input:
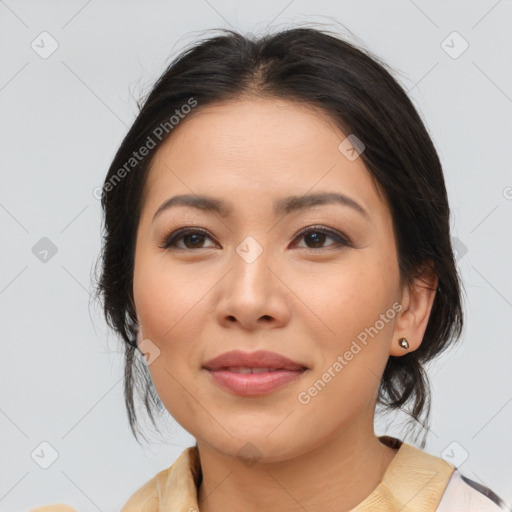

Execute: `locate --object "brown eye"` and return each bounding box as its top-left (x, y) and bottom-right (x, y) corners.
top-left (158, 228), bottom-right (217, 250)
top-left (294, 226), bottom-right (352, 250)
top-left (158, 225), bottom-right (352, 251)
top-left (181, 232), bottom-right (209, 249)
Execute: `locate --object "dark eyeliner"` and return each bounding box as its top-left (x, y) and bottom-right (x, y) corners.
top-left (157, 227), bottom-right (214, 250)
top-left (158, 225), bottom-right (353, 251)
top-left (292, 225), bottom-right (353, 249)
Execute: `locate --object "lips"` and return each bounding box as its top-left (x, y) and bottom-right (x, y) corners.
top-left (202, 349), bottom-right (308, 372)
top-left (202, 350), bottom-right (308, 396)
top-left (222, 367), bottom-right (282, 373)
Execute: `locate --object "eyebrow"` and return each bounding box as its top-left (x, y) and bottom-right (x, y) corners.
top-left (152, 192), bottom-right (369, 223)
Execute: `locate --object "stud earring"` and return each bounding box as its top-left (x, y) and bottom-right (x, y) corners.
top-left (398, 337), bottom-right (409, 349)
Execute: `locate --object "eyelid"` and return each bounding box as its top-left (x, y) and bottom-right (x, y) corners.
top-left (158, 224), bottom-right (354, 250)
top-left (292, 225), bottom-right (353, 248)
top-left (157, 226), bottom-right (216, 250)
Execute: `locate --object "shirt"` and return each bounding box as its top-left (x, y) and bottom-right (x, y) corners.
top-left (30, 435), bottom-right (507, 511)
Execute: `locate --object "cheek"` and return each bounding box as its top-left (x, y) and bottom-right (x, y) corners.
top-left (303, 259), bottom-right (396, 343)
top-left (298, 256), bottom-right (398, 403)
top-left (133, 270), bottom-right (202, 430)
top-left (132, 252), bottom-right (212, 416)
top-left (133, 249), bottom-right (207, 341)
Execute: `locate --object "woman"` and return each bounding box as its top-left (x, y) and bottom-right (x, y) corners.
top-left (32, 26), bottom-right (507, 511)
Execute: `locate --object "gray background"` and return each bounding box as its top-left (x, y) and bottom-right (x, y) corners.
top-left (1, 0), bottom-right (511, 510)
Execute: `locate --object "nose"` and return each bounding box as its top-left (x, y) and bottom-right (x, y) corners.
top-left (215, 241), bottom-right (291, 331)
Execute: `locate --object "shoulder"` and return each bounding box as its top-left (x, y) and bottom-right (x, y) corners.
top-left (376, 436), bottom-right (508, 512)
top-left (436, 469), bottom-right (507, 511)
top-left (27, 468), bottom-right (172, 512)
top-left (120, 465), bottom-right (173, 511)
top-left (28, 447), bottom-right (198, 512)
top-left (121, 446), bottom-right (198, 511)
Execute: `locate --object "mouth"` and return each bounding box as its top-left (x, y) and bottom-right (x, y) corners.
top-left (202, 350), bottom-right (309, 396)
top-left (211, 366), bottom-right (304, 373)
top-left (202, 349), bottom-right (307, 372)
top-left (203, 366), bottom-right (307, 396)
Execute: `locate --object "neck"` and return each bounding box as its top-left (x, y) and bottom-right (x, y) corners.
top-left (196, 421), bottom-right (399, 512)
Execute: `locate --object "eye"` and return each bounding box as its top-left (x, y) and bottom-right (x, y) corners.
top-left (158, 225), bottom-right (353, 251)
top-left (158, 227), bottom-right (217, 250)
top-left (293, 225), bottom-right (352, 250)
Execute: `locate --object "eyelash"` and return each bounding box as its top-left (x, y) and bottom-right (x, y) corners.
top-left (157, 225), bottom-right (353, 251)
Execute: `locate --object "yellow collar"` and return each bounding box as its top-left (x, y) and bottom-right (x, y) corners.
top-left (122, 436), bottom-right (455, 511)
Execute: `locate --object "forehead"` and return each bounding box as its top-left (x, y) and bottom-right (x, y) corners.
top-left (142, 97), bottom-right (387, 220)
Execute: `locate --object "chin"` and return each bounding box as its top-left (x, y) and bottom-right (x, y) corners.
top-left (198, 431), bottom-right (306, 465)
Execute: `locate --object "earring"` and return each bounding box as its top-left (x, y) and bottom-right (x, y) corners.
top-left (398, 337), bottom-right (409, 349)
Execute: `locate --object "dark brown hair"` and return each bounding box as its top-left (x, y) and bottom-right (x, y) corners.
top-left (94, 26), bottom-right (465, 447)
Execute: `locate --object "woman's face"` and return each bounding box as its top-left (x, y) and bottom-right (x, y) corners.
top-left (133, 97), bottom-right (409, 461)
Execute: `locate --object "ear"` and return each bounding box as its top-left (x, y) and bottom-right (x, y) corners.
top-left (390, 263), bottom-right (438, 356)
